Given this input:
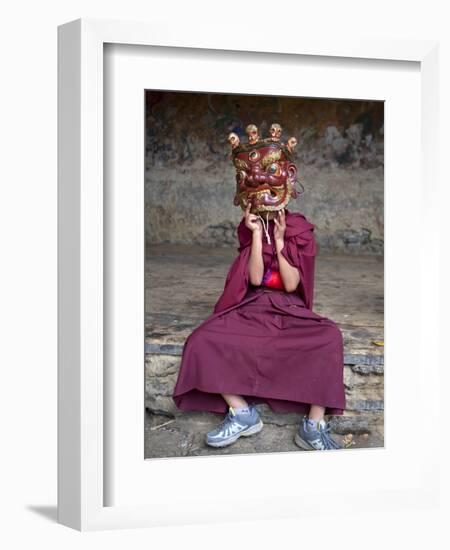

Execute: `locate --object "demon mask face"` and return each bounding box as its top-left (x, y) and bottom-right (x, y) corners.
top-left (229, 123), bottom-right (300, 215)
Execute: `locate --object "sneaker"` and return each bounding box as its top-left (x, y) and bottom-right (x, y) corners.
top-left (294, 415), bottom-right (342, 451)
top-left (206, 405), bottom-right (264, 448)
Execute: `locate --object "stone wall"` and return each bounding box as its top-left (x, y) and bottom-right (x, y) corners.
top-left (145, 92), bottom-right (384, 254)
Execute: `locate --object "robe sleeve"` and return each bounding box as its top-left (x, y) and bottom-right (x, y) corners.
top-left (212, 230), bottom-right (252, 314)
top-left (278, 226), bottom-right (316, 310)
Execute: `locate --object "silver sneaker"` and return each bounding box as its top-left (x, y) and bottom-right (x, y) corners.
top-left (206, 405), bottom-right (264, 448)
top-left (294, 415), bottom-right (342, 451)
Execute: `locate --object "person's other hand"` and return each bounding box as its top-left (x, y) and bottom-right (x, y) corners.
top-left (274, 208), bottom-right (286, 243)
top-left (244, 202), bottom-right (262, 234)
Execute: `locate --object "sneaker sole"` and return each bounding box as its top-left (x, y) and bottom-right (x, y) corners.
top-left (206, 420), bottom-right (264, 448)
top-left (294, 432), bottom-right (342, 451)
top-left (294, 432), bottom-right (316, 451)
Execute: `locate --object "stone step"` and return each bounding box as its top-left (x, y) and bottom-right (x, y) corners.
top-left (145, 351), bottom-right (384, 458)
top-left (145, 341), bottom-right (384, 368)
top-left (145, 353), bottom-right (384, 413)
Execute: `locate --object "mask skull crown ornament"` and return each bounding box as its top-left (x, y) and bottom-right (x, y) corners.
top-left (229, 123), bottom-right (301, 215)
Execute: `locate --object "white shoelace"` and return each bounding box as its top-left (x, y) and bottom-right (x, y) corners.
top-left (257, 211), bottom-right (271, 244)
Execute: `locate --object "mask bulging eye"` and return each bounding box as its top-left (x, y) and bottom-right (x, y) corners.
top-left (249, 150), bottom-right (260, 162)
top-left (268, 163), bottom-right (280, 176)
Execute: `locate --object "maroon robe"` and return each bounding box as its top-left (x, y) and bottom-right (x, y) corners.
top-left (172, 209), bottom-right (346, 416)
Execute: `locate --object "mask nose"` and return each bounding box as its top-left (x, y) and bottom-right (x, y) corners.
top-left (247, 167), bottom-right (267, 186)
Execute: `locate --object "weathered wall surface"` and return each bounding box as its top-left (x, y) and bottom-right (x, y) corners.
top-left (145, 92), bottom-right (384, 254)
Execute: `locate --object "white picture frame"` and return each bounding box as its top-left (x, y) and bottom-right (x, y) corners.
top-left (58, 18), bottom-right (440, 531)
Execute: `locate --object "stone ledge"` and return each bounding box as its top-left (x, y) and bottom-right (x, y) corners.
top-left (145, 343), bottom-right (384, 370)
top-left (145, 353), bottom-right (384, 417)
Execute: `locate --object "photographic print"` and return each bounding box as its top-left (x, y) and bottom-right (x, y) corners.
top-left (144, 91), bottom-right (384, 458)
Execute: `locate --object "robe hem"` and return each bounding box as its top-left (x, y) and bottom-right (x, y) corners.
top-left (172, 386), bottom-right (345, 416)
